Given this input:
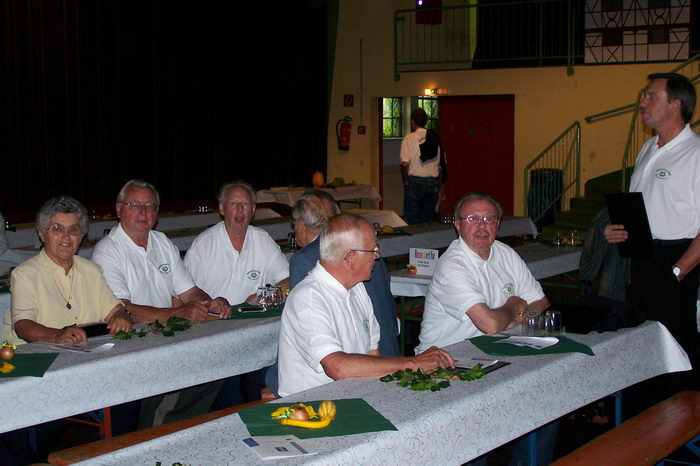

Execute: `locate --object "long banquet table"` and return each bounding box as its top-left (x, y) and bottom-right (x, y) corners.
top-left (0, 317), bottom-right (280, 434)
top-left (256, 185), bottom-right (382, 207)
top-left (4, 209), bottom-right (283, 249)
top-left (390, 242), bottom-right (583, 298)
top-left (77, 321), bottom-right (690, 465)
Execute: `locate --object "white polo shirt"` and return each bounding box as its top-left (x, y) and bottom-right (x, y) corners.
top-left (416, 238), bottom-right (544, 354)
top-left (92, 223), bottom-right (195, 307)
top-left (184, 222), bottom-right (289, 305)
top-left (630, 125), bottom-right (700, 240)
top-left (278, 262), bottom-right (380, 397)
top-left (400, 128), bottom-right (441, 178)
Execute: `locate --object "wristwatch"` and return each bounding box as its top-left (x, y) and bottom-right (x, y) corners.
top-left (672, 265), bottom-right (684, 281)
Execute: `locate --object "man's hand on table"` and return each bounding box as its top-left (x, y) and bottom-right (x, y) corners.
top-left (506, 296), bottom-right (528, 319)
top-left (411, 346), bottom-right (455, 370)
top-left (604, 224), bottom-right (628, 243)
top-left (172, 301), bottom-right (210, 323)
top-left (205, 297), bottom-right (232, 319)
top-left (107, 309), bottom-right (133, 334)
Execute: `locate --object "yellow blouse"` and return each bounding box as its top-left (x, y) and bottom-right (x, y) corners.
top-left (0, 250), bottom-right (121, 345)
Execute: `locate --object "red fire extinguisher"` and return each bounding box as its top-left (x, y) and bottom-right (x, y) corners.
top-left (336, 116), bottom-right (352, 151)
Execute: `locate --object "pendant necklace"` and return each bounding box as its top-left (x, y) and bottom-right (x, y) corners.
top-left (53, 271), bottom-right (75, 310)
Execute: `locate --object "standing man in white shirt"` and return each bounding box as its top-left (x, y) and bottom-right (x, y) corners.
top-left (184, 180), bottom-right (289, 305)
top-left (605, 73), bottom-right (700, 392)
top-left (92, 179), bottom-right (231, 428)
top-left (184, 180), bottom-right (289, 406)
top-left (400, 108), bottom-right (447, 224)
top-left (417, 193), bottom-right (549, 353)
top-left (278, 214), bottom-right (454, 397)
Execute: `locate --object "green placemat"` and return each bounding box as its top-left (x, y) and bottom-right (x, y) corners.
top-left (229, 302), bottom-right (284, 319)
top-left (0, 353), bottom-right (59, 377)
top-left (238, 398), bottom-right (397, 439)
top-left (469, 335), bottom-right (595, 356)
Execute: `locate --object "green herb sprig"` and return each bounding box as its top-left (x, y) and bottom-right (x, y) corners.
top-left (379, 365), bottom-right (484, 391)
top-left (113, 316), bottom-right (192, 340)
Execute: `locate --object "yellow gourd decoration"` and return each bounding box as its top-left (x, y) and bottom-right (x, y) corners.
top-left (276, 400), bottom-right (336, 429)
top-left (312, 171), bottom-right (325, 188)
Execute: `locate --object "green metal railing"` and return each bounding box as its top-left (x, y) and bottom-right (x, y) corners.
top-left (523, 122), bottom-right (581, 224)
top-left (393, 0), bottom-right (580, 81)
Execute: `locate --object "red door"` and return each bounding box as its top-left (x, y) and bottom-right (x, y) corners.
top-left (438, 95), bottom-right (515, 215)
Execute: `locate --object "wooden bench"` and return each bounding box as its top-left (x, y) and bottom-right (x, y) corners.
top-left (48, 399), bottom-right (266, 465)
top-left (553, 391), bottom-right (700, 466)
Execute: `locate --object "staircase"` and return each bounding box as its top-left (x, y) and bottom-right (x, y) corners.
top-left (539, 170), bottom-right (629, 242)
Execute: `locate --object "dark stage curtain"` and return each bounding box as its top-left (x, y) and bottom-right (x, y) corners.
top-left (1, 0), bottom-right (328, 216)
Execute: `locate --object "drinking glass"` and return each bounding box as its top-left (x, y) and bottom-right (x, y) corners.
top-left (522, 312), bottom-right (544, 336)
top-left (287, 232), bottom-right (297, 250)
top-left (544, 311), bottom-right (563, 336)
top-left (256, 287), bottom-right (269, 308)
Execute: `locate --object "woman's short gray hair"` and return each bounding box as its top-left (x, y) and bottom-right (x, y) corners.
top-left (36, 195), bottom-right (90, 233)
top-left (217, 180), bottom-right (256, 204)
top-left (292, 190), bottom-right (340, 233)
top-left (453, 192), bottom-right (503, 219)
top-left (116, 179), bottom-right (161, 206)
top-left (319, 214), bottom-right (369, 263)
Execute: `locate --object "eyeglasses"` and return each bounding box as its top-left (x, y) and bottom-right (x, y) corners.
top-left (120, 201), bottom-right (159, 212)
top-left (47, 224), bottom-right (82, 236)
top-left (346, 245), bottom-right (381, 259)
top-left (228, 201), bottom-right (251, 210)
top-left (456, 215), bottom-right (499, 225)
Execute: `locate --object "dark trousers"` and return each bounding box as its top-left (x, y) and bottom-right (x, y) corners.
top-left (624, 240), bottom-right (700, 413)
top-left (404, 176), bottom-right (440, 225)
top-left (217, 366), bottom-right (268, 408)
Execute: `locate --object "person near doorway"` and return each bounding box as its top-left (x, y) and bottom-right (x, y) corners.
top-left (400, 108), bottom-right (448, 224)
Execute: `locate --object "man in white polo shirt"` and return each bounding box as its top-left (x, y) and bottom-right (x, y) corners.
top-left (417, 193), bottom-right (549, 354)
top-left (418, 193), bottom-right (555, 465)
top-left (184, 180), bottom-right (289, 305)
top-left (605, 73), bottom-right (700, 392)
top-left (184, 180), bottom-right (289, 406)
top-left (278, 214), bottom-right (454, 397)
top-left (92, 179), bottom-right (231, 428)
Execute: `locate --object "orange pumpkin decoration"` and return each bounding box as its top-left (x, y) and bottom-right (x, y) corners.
top-left (312, 171), bottom-right (325, 188)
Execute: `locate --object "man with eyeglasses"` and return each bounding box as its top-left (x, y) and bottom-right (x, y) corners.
top-left (184, 180), bottom-right (289, 407)
top-left (92, 179), bottom-right (231, 428)
top-left (417, 192), bottom-right (550, 352)
top-left (278, 214), bottom-right (454, 397)
top-left (417, 193), bottom-right (555, 465)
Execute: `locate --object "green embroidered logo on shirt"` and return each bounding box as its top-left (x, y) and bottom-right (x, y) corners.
top-left (157, 264), bottom-right (171, 274)
top-left (363, 319), bottom-right (370, 332)
top-left (246, 270), bottom-right (260, 280)
top-left (502, 283), bottom-right (514, 294)
top-left (655, 168), bottom-right (671, 179)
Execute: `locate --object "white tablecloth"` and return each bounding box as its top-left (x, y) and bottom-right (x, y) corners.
top-left (78, 321), bottom-right (690, 465)
top-left (4, 210), bottom-right (283, 249)
top-left (345, 209), bottom-right (407, 228)
top-left (0, 317), bottom-right (281, 434)
top-left (391, 242), bottom-right (582, 298)
top-left (377, 217), bottom-right (537, 260)
top-left (256, 185), bottom-right (382, 207)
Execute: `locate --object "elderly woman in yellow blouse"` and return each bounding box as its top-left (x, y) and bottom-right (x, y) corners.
top-left (0, 195), bottom-right (132, 345)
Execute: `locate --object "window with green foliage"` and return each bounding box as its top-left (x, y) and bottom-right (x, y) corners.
top-left (418, 96), bottom-right (439, 131)
top-left (382, 97), bottom-right (403, 138)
